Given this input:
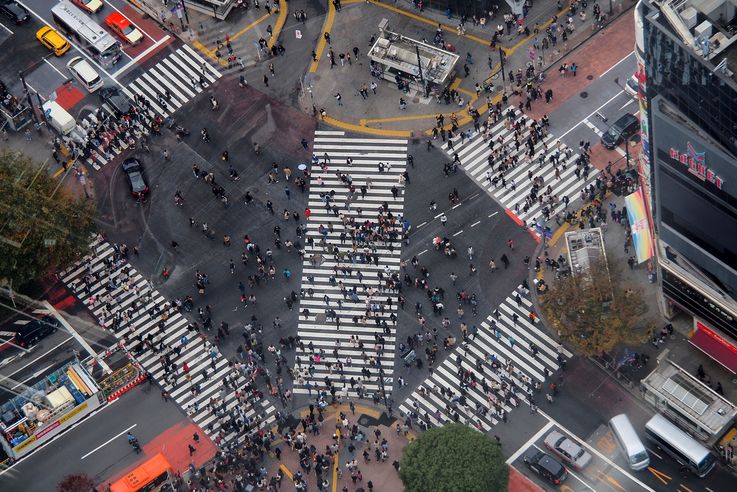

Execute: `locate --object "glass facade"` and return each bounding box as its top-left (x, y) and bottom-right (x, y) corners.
top-left (642, 4), bottom-right (737, 157)
top-left (639, 0), bottom-right (737, 339)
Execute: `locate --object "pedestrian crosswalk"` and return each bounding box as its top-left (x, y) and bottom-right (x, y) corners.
top-left (441, 108), bottom-right (599, 232)
top-left (398, 288), bottom-right (573, 432)
top-left (72, 44), bottom-right (221, 171)
top-left (59, 237), bottom-right (276, 443)
top-left (127, 44), bottom-right (222, 118)
top-left (291, 131), bottom-right (409, 401)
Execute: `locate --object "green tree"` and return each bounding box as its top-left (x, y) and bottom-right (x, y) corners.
top-left (541, 259), bottom-right (649, 356)
top-left (400, 423), bottom-right (508, 492)
top-left (0, 151), bottom-right (97, 289)
top-left (57, 473), bottom-right (95, 492)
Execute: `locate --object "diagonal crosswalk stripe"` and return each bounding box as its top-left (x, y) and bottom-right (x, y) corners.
top-left (59, 237), bottom-right (276, 443)
top-left (398, 286), bottom-right (572, 432)
top-left (439, 107), bottom-right (600, 234)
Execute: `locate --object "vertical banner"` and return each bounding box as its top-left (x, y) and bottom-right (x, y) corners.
top-left (625, 189), bottom-right (654, 263)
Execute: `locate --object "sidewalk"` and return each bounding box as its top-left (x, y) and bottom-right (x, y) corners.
top-left (529, 156), bottom-right (737, 408)
top-left (262, 401), bottom-right (544, 491)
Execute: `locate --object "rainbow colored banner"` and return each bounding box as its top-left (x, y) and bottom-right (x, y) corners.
top-left (625, 189), bottom-right (654, 264)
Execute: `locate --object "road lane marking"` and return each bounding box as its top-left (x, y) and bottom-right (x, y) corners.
top-left (488, 211), bottom-right (499, 217)
top-left (43, 58), bottom-right (66, 78)
top-left (506, 420), bottom-right (554, 464)
top-left (452, 230), bottom-right (463, 236)
top-left (4, 336), bottom-right (75, 378)
top-left (111, 35), bottom-right (171, 79)
top-left (471, 220), bottom-right (481, 227)
top-left (557, 90), bottom-right (625, 141)
top-left (81, 423), bottom-right (137, 459)
top-left (583, 119), bottom-right (604, 137)
top-left (0, 21), bottom-right (12, 34)
top-left (417, 221), bottom-right (427, 229)
top-left (539, 412), bottom-right (656, 491)
top-left (600, 51), bottom-right (635, 78)
top-left (417, 249), bottom-right (428, 256)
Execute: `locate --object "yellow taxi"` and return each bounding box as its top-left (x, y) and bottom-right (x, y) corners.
top-left (36, 26), bottom-right (71, 56)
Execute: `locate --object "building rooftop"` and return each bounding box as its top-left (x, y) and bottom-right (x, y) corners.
top-left (565, 228), bottom-right (607, 276)
top-left (641, 358), bottom-right (737, 437)
top-left (653, 0), bottom-right (737, 82)
top-left (368, 23), bottom-right (459, 86)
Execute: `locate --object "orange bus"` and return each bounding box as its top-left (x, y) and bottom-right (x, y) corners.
top-left (107, 453), bottom-right (174, 492)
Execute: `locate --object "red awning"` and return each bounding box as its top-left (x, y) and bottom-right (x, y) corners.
top-left (689, 323), bottom-right (737, 374)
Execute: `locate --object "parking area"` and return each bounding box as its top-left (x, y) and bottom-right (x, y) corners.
top-left (510, 420), bottom-right (654, 492)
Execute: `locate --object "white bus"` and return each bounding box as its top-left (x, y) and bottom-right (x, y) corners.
top-left (644, 414), bottom-right (716, 477)
top-left (608, 414), bottom-right (649, 471)
top-left (51, 1), bottom-right (121, 67)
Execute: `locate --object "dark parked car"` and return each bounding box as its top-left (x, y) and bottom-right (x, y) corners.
top-left (122, 157), bottom-right (148, 200)
top-left (0, 1), bottom-right (30, 24)
top-left (523, 448), bottom-right (568, 486)
top-left (100, 87), bottom-right (134, 116)
top-left (15, 315), bottom-right (60, 348)
top-left (601, 113), bottom-right (639, 149)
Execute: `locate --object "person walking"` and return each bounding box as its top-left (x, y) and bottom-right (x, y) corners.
top-left (335, 93), bottom-right (342, 105)
top-left (284, 186), bottom-right (291, 200)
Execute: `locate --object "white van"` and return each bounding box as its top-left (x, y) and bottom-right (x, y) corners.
top-left (67, 56), bottom-right (104, 92)
top-left (42, 100), bottom-right (76, 135)
top-left (609, 414), bottom-right (650, 471)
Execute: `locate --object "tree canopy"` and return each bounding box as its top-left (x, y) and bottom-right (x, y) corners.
top-left (541, 259), bottom-right (649, 356)
top-left (400, 423), bottom-right (508, 492)
top-left (0, 151), bottom-right (97, 289)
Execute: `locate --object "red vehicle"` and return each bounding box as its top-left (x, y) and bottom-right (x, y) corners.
top-left (105, 12), bottom-right (143, 45)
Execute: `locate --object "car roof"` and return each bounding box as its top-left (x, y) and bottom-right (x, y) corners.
top-left (105, 12), bottom-right (128, 28)
top-left (614, 113), bottom-right (638, 127)
top-left (123, 157), bottom-right (142, 170)
top-left (3, 3), bottom-right (26, 13)
top-left (40, 27), bottom-right (66, 45)
top-left (538, 454), bottom-right (565, 474)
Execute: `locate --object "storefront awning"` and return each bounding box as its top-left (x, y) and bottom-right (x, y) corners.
top-left (690, 322), bottom-right (737, 374)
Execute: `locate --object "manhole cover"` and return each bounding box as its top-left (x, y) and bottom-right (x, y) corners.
top-left (586, 75), bottom-right (594, 80)
top-left (580, 91), bottom-right (588, 98)
top-left (412, 97), bottom-right (420, 103)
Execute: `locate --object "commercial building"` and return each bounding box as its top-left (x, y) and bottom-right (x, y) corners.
top-left (636, 0), bottom-right (737, 373)
top-left (368, 19), bottom-right (459, 96)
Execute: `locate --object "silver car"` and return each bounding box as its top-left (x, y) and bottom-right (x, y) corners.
top-left (544, 430), bottom-right (592, 471)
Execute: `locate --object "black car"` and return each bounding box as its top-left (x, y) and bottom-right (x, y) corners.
top-left (523, 448), bottom-right (568, 486)
top-left (0, 1), bottom-right (30, 24)
top-left (100, 87), bottom-right (134, 116)
top-left (15, 315), bottom-right (60, 348)
top-left (122, 157), bottom-right (149, 200)
top-left (601, 113), bottom-right (639, 149)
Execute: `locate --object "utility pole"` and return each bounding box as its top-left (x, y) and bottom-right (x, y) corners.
top-left (18, 70), bottom-right (39, 125)
top-left (415, 45), bottom-right (427, 97)
top-left (499, 47), bottom-right (506, 86)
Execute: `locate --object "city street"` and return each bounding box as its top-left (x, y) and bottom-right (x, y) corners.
top-left (2, 0), bottom-right (737, 491)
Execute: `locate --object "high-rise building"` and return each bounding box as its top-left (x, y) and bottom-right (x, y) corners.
top-left (636, 0), bottom-right (737, 372)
